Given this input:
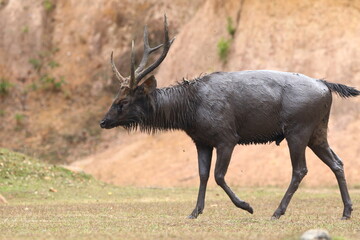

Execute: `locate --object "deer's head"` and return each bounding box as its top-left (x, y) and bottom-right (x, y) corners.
top-left (100, 15), bottom-right (174, 129)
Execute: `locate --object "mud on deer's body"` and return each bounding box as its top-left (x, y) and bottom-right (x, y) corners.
top-left (100, 15), bottom-right (360, 220)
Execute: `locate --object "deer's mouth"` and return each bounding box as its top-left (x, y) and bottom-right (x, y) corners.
top-left (99, 119), bottom-right (120, 129)
top-left (100, 118), bottom-right (137, 129)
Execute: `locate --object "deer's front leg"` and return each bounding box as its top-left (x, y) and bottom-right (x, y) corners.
top-left (188, 144), bottom-right (213, 219)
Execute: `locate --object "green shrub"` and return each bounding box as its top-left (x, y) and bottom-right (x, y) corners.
top-left (27, 83), bottom-right (38, 91)
top-left (227, 17), bottom-right (236, 37)
top-left (29, 58), bottom-right (42, 72)
top-left (216, 17), bottom-right (236, 63)
top-left (15, 113), bottom-right (25, 122)
top-left (217, 38), bottom-right (231, 62)
top-left (0, 78), bottom-right (12, 95)
top-left (29, 48), bottom-right (65, 92)
top-left (43, 0), bottom-right (54, 11)
top-left (14, 113), bottom-right (26, 130)
top-left (48, 60), bottom-right (60, 69)
top-left (40, 74), bottom-right (66, 91)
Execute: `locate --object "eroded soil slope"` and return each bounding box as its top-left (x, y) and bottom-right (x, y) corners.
top-left (0, 0), bottom-right (203, 162)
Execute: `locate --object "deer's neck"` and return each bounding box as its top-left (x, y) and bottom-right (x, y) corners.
top-left (141, 84), bottom-right (200, 132)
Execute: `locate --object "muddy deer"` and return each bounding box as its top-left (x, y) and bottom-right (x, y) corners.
top-left (100, 15), bottom-right (360, 220)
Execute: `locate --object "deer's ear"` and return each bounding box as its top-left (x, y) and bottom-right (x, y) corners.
top-left (140, 75), bottom-right (157, 94)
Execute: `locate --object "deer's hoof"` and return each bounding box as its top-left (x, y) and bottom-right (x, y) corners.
top-left (271, 211), bottom-right (284, 220)
top-left (246, 205), bottom-right (254, 214)
top-left (238, 202), bottom-right (254, 214)
top-left (187, 214), bottom-right (197, 219)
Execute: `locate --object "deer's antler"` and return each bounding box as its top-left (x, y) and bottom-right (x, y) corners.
top-left (111, 51), bottom-right (127, 84)
top-left (134, 25), bottom-right (163, 75)
top-left (110, 14), bottom-right (175, 89)
top-left (135, 14), bottom-right (175, 85)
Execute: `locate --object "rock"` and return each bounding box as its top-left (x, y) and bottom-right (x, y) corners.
top-left (300, 229), bottom-right (331, 240)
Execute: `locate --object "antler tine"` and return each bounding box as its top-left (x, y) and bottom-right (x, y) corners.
top-left (135, 14), bottom-right (175, 85)
top-left (129, 40), bottom-right (136, 89)
top-left (111, 51), bottom-right (127, 83)
top-left (135, 26), bottom-right (164, 75)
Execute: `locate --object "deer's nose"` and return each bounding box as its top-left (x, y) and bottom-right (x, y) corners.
top-left (99, 119), bottom-right (107, 128)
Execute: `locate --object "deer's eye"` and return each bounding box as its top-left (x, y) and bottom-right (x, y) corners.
top-left (115, 104), bottom-right (123, 112)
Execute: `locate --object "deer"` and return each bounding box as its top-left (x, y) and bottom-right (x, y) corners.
top-left (100, 15), bottom-right (360, 220)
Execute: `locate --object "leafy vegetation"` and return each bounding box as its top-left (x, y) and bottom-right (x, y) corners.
top-left (217, 17), bottom-right (236, 63)
top-left (217, 38), bottom-right (231, 62)
top-left (29, 48), bottom-right (66, 92)
top-left (14, 113), bottom-right (25, 123)
top-left (14, 113), bottom-right (26, 130)
top-left (43, 0), bottom-right (55, 11)
top-left (227, 17), bottom-right (236, 37)
top-left (0, 78), bottom-right (12, 95)
top-left (48, 60), bottom-right (60, 69)
top-left (28, 58), bottom-right (42, 72)
top-left (40, 74), bottom-right (65, 91)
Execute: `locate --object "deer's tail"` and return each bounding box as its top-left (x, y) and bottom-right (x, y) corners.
top-left (320, 80), bottom-right (360, 98)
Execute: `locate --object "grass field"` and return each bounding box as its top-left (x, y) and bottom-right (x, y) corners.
top-left (1, 148), bottom-right (359, 240)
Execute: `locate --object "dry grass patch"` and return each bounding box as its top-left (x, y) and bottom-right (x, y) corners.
top-left (1, 149), bottom-right (359, 240)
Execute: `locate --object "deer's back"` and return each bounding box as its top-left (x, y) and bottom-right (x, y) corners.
top-left (187, 70), bottom-right (331, 146)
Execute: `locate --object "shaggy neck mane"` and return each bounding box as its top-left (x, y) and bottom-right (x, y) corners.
top-left (135, 80), bottom-right (202, 133)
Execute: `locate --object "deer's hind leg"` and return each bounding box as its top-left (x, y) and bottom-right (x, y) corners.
top-left (272, 126), bottom-right (311, 219)
top-left (308, 124), bottom-right (353, 219)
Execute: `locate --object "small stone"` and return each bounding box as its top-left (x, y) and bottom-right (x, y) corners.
top-left (49, 187), bottom-right (58, 192)
top-left (300, 229), bottom-right (331, 240)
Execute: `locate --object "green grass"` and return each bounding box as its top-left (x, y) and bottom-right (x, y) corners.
top-left (0, 149), bottom-right (359, 240)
